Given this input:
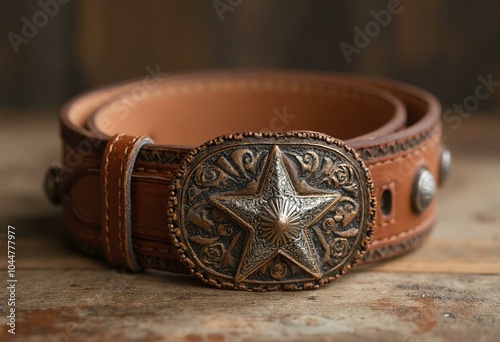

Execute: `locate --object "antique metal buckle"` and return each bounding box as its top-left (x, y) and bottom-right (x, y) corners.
top-left (167, 132), bottom-right (376, 291)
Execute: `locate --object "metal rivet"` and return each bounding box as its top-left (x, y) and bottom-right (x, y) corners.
top-left (412, 167), bottom-right (436, 213)
top-left (44, 163), bottom-right (64, 205)
top-left (439, 146), bottom-right (452, 186)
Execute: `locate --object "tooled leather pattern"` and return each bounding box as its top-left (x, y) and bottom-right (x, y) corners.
top-left (57, 72), bottom-right (441, 276)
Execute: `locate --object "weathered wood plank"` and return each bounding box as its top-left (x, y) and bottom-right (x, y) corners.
top-left (0, 270), bottom-right (498, 341)
top-left (1, 113), bottom-right (499, 341)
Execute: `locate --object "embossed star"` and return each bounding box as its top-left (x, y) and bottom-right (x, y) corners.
top-left (210, 145), bottom-right (342, 282)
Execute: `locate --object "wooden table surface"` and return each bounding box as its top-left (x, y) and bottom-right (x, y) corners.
top-left (0, 112), bottom-right (499, 342)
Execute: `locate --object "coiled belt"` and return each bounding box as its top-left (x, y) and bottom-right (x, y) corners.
top-left (45, 70), bottom-right (449, 291)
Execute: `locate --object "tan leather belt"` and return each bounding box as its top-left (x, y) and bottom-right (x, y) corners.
top-left (45, 70), bottom-right (448, 291)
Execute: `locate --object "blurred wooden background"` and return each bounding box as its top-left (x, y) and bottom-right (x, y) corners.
top-left (0, 0), bottom-right (499, 111)
top-left (0, 2), bottom-right (499, 340)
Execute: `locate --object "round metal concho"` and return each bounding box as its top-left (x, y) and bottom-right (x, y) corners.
top-left (439, 146), bottom-right (452, 186)
top-left (44, 163), bottom-right (64, 204)
top-left (167, 132), bottom-right (376, 291)
top-left (412, 167), bottom-right (436, 213)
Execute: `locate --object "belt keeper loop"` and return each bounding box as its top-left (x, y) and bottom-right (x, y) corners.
top-left (100, 134), bottom-right (154, 272)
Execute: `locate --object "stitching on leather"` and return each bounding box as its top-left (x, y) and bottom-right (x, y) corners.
top-left (188, 80), bottom-right (391, 107)
top-left (98, 133), bottom-right (438, 247)
top-left (133, 245), bottom-right (176, 253)
top-left (74, 216), bottom-right (432, 256)
top-left (374, 181), bottom-right (396, 228)
top-left (134, 167), bottom-right (160, 173)
top-left (103, 133), bottom-right (123, 264)
top-left (133, 167), bottom-right (173, 175)
top-left (377, 218), bottom-right (396, 227)
top-left (368, 130), bottom-right (439, 169)
top-left (117, 136), bottom-right (129, 265)
top-left (369, 131), bottom-right (438, 232)
top-left (117, 136), bottom-right (127, 265)
top-left (129, 130), bottom-right (435, 177)
top-left (370, 215), bottom-right (434, 245)
top-left (71, 227), bottom-right (101, 241)
top-left (111, 80), bottom-right (396, 114)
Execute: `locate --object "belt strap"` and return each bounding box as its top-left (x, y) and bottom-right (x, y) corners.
top-left (101, 133), bottom-right (153, 271)
top-left (45, 70), bottom-right (445, 287)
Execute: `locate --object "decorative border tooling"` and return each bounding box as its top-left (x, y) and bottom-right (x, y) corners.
top-left (167, 131), bottom-right (377, 291)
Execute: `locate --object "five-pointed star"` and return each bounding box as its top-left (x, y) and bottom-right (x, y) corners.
top-left (210, 145), bottom-right (342, 282)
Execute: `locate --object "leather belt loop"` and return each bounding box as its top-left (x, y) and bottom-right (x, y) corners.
top-left (52, 71), bottom-right (444, 290)
top-left (101, 133), bottom-right (154, 272)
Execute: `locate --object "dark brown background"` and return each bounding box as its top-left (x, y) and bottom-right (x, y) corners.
top-left (1, 2), bottom-right (500, 340)
top-left (0, 0), bottom-right (499, 111)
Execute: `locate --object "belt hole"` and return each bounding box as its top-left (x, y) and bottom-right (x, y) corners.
top-left (380, 189), bottom-right (392, 217)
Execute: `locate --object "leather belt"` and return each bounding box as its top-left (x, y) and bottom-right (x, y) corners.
top-left (45, 70), bottom-right (447, 291)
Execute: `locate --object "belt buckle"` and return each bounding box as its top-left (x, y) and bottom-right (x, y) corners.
top-left (167, 132), bottom-right (376, 291)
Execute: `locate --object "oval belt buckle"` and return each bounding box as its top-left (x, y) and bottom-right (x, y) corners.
top-left (167, 132), bottom-right (377, 291)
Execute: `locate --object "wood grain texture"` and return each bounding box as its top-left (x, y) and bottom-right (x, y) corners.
top-left (2, 271), bottom-right (499, 342)
top-left (0, 112), bottom-right (499, 341)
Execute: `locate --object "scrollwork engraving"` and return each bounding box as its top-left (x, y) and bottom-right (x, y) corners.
top-left (172, 133), bottom-right (375, 290)
top-left (331, 238), bottom-right (349, 259)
